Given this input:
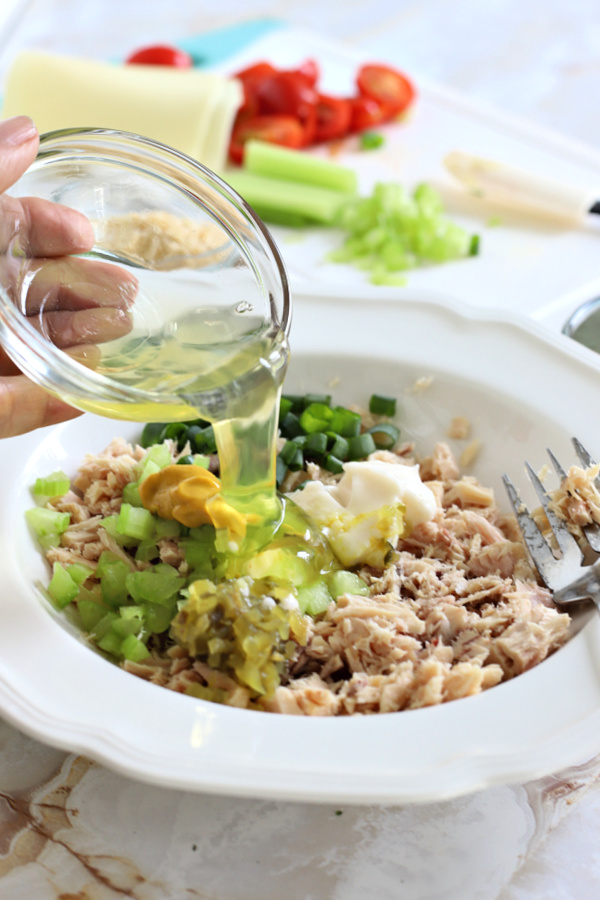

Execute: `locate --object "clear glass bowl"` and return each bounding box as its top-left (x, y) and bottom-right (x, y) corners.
top-left (0, 127), bottom-right (291, 423)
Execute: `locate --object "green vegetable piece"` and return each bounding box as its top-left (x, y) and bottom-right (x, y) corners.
top-left (279, 411), bottom-right (304, 439)
top-left (140, 443), bottom-right (171, 471)
top-left (305, 432), bottom-right (328, 458)
top-left (330, 406), bottom-right (361, 437)
top-left (348, 433), bottom-right (377, 460)
top-left (244, 139), bottom-right (358, 194)
top-left (302, 393), bottom-right (331, 409)
top-left (37, 532), bottom-right (63, 551)
top-left (369, 394), bottom-right (397, 417)
top-left (111, 615), bottom-right (143, 638)
top-left (367, 422), bottom-right (400, 450)
top-left (324, 454), bottom-right (345, 474)
top-left (297, 579), bottom-right (333, 616)
top-left (140, 422), bottom-right (167, 448)
top-left (25, 506), bottom-right (70, 538)
top-left (121, 633), bottom-right (150, 662)
top-left (32, 470), bottom-right (70, 498)
top-left (144, 600), bottom-right (175, 634)
top-left (116, 504), bottom-right (155, 542)
top-left (97, 628), bottom-right (125, 657)
top-left (100, 515), bottom-right (138, 549)
top-left (67, 562), bottom-right (94, 586)
top-left (193, 426), bottom-right (217, 454)
top-left (154, 517), bottom-right (181, 539)
top-left (359, 131), bottom-right (385, 151)
top-left (225, 170), bottom-right (349, 226)
top-left (281, 394), bottom-right (305, 414)
top-left (469, 234), bottom-right (481, 256)
top-left (48, 563), bottom-right (79, 609)
top-left (78, 597), bottom-right (107, 632)
top-left (125, 563), bottom-right (185, 606)
top-left (90, 610), bottom-right (119, 641)
top-left (300, 403), bottom-right (333, 434)
top-left (275, 455), bottom-right (287, 489)
top-left (135, 540), bottom-right (159, 563)
top-left (122, 481), bottom-right (143, 507)
top-left (328, 435), bottom-right (349, 461)
top-left (97, 553), bottom-right (130, 608)
top-left (327, 570), bottom-right (369, 600)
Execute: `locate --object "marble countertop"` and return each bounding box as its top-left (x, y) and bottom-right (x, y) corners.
top-left (1, 2), bottom-right (600, 898)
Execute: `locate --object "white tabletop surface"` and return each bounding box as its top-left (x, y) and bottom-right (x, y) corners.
top-left (2, 2), bottom-right (600, 899)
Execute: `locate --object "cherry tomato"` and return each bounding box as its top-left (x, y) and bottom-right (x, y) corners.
top-left (233, 61), bottom-right (277, 85)
top-left (255, 71), bottom-right (318, 129)
top-left (228, 115), bottom-right (306, 164)
top-left (349, 94), bottom-right (391, 133)
top-left (356, 63), bottom-right (415, 114)
top-left (290, 58), bottom-right (320, 87)
top-left (314, 94), bottom-right (352, 143)
top-left (125, 44), bottom-right (193, 68)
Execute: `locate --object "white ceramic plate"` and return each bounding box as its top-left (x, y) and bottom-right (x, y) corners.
top-left (2, 291), bottom-right (600, 805)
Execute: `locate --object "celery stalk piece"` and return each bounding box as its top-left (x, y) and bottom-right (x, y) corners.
top-left (327, 570), bottom-right (369, 600)
top-left (78, 596), bottom-right (108, 632)
top-left (32, 470), bottom-right (70, 498)
top-left (48, 562), bottom-right (79, 609)
top-left (97, 554), bottom-right (130, 608)
top-left (67, 562), bottom-right (94, 586)
top-left (125, 564), bottom-right (185, 606)
top-left (121, 633), bottom-right (150, 662)
top-left (225, 170), bottom-right (348, 226)
top-left (296, 578), bottom-right (333, 617)
top-left (122, 481), bottom-right (143, 507)
top-left (244, 140), bottom-right (358, 194)
top-left (25, 506), bottom-right (70, 538)
top-left (116, 504), bottom-right (156, 541)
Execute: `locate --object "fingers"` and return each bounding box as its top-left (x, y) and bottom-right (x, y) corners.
top-left (18, 256), bottom-right (138, 315)
top-left (0, 376), bottom-right (82, 439)
top-left (31, 306), bottom-right (134, 349)
top-left (0, 116), bottom-right (39, 194)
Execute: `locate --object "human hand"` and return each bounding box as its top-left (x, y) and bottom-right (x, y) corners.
top-left (0, 116), bottom-right (135, 438)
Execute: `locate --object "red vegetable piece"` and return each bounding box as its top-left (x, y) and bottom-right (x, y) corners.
top-left (233, 61), bottom-right (278, 85)
top-left (228, 114), bottom-right (306, 165)
top-left (356, 63), bottom-right (415, 115)
top-left (349, 94), bottom-right (391, 133)
top-left (290, 58), bottom-right (320, 87)
top-left (125, 44), bottom-right (193, 68)
top-left (314, 94), bottom-right (352, 143)
top-left (255, 71), bottom-right (319, 130)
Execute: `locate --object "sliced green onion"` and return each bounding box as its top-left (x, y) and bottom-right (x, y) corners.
top-left (348, 433), bottom-right (377, 460)
top-left (305, 432), bottom-right (328, 458)
top-left (330, 406), bottom-right (361, 437)
top-left (324, 454), bottom-right (345, 474)
top-left (302, 393), bottom-right (332, 409)
top-left (359, 131), bottom-right (385, 150)
top-left (328, 435), bottom-right (349, 461)
top-left (367, 422), bottom-right (400, 450)
top-left (279, 411), bottom-right (304, 439)
top-left (300, 403), bottom-right (333, 434)
top-left (369, 394), bottom-right (397, 417)
top-left (140, 422), bottom-right (166, 448)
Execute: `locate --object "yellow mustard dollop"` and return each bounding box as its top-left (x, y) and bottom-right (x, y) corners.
top-left (138, 465), bottom-right (247, 539)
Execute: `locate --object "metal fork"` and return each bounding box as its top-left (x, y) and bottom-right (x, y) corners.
top-left (503, 438), bottom-right (600, 605)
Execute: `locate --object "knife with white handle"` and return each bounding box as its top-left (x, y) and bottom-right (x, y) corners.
top-left (444, 150), bottom-right (600, 223)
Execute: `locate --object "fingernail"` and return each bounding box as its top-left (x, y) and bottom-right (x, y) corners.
top-left (0, 115), bottom-right (38, 146)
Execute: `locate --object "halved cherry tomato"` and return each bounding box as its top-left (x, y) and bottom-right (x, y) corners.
top-left (349, 94), bottom-right (391, 133)
top-left (233, 61), bottom-right (277, 85)
top-left (290, 58), bottom-right (320, 87)
top-left (356, 63), bottom-right (415, 115)
top-left (255, 72), bottom-right (318, 129)
top-left (228, 115), bottom-right (306, 164)
top-left (314, 94), bottom-right (352, 143)
top-left (125, 44), bottom-right (193, 68)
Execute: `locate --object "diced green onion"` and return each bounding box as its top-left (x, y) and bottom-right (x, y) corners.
top-left (305, 432), bottom-right (328, 458)
top-left (367, 422), bottom-right (400, 450)
top-left (32, 470), bottom-right (70, 498)
top-left (324, 454), bottom-right (345, 474)
top-left (281, 395), bottom-right (305, 414)
top-left (140, 422), bottom-right (166, 448)
top-left (330, 406), bottom-right (361, 437)
top-left (300, 403), bottom-right (333, 434)
top-left (328, 435), bottom-right (349, 461)
top-left (359, 131), bottom-right (385, 151)
top-left (275, 456), bottom-right (287, 488)
top-left (302, 393), bottom-right (331, 409)
top-left (348, 433), bottom-right (377, 460)
top-left (279, 412), bottom-right (304, 439)
top-left (369, 394), bottom-right (397, 417)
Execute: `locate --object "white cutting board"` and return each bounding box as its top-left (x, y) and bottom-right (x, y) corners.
top-left (211, 26), bottom-right (600, 332)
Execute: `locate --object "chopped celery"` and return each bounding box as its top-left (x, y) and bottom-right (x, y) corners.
top-left (97, 628), bottom-right (124, 656)
top-left (48, 563), bottom-right (79, 608)
top-left (78, 597), bottom-right (107, 632)
top-left (122, 481), bottom-right (143, 507)
top-left (225, 170), bottom-right (348, 226)
top-left (90, 610), bottom-right (119, 640)
top-left (100, 515), bottom-right (138, 548)
top-left (125, 563), bottom-right (185, 605)
top-left (135, 540), bottom-right (159, 563)
top-left (144, 600), bottom-right (175, 633)
top-left (32, 470), bottom-right (70, 498)
top-left (327, 570), bottom-right (369, 600)
top-left (155, 517), bottom-right (181, 539)
top-left (116, 504), bottom-right (155, 541)
top-left (142, 444), bottom-right (172, 468)
top-left (67, 562), bottom-right (94, 585)
top-left (244, 140), bottom-right (358, 194)
top-left (96, 553), bottom-right (130, 608)
top-left (111, 615), bottom-right (143, 638)
top-left (328, 181), bottom-right (478, 281)
top-left (296, 579), bottom-right (333, 616)
top-left (25, 507), bottom-right (70, 538)
top-left (121, 634), bottom-right (150, 662)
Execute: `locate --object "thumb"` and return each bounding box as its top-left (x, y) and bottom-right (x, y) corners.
top-left (0, 116), bottom-right (39, 194)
